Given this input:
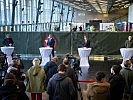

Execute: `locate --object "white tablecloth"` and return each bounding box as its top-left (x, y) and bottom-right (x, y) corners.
top-left (1, 47), bottom-right (14, 65)
top-left (120, 48), bottom-right (133, 67)
top-left (78, 48), bottom-right (91, 67)
top-left (39, 47), bottom-right (53, 66)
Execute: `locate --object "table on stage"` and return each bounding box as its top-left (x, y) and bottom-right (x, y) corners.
top-left (120, 48), bottom-right (133, 67)
top-left (39, 47), bottom-right (53, 66)
top-left (78, 47), bottom-right (92, 67)
top-left (1, 46), bottom-right (14, 65)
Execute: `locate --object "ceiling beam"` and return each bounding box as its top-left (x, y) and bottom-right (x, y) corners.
top-left (96, 0), bottom-right (103, 13)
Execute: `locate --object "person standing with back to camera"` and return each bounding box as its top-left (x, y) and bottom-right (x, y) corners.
top-left (125, 35), bottom-right (133, 48)
top-left (47, 34), bottom-right (55, 57)
top-left (83, 35), bottom-right (90, 48)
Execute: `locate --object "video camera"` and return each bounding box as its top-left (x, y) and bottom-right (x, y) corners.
top-left (65, 53), bottom-right (82, 76)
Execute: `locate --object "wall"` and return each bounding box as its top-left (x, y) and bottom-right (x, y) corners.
top-left (73, 8), bottom-right (128, 23)
top-left (0, 32), bottom-right (133, 55)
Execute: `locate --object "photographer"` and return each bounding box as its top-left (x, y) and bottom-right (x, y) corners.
top-left (63, 57), bottom-right (78, 100)
top-left (65, 53), bottom-right (82, 77)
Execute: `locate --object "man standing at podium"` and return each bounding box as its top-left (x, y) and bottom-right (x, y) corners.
top-left (83, 35), bottom-right (90, 48)
top-left (2, 34), bottom-right (14, 46)
top-left (47, 34), bottom-right (55, 57)
top-left (125, 35), bottom-right (133, 48)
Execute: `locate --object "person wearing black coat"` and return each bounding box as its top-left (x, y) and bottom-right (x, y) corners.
top-left (63, 57), bottom-right (78, 89)
top-left (125, 36), bottom-right (133, 48)
top-left (46, 64), bottom-right (76, 100)
top-left (83, 35), bottom-right (90, 48)
top-left (109, 65), bottom-right (125, 100)
top-left (63, 57), bottom-right (78, 100)
top-left (0, 84), bottom-right (18, 100)
top-left (47, 34), bottom-right (55, 57)
top-left (0, 73), bottom-right (29, 100)
top-left (44, 57), bottom-right (58, 87)
top-left (2, 34), bottom-right (14, 46)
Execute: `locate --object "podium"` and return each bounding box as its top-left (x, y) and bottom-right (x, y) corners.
top-left (39, 47), bottom-right (53, 66)
top-left (120, 48), bottom-right (133, 67)
top-left (78, 48), bottom-right (92, 67)
top-left (1, 47), bottom-right (14, 65)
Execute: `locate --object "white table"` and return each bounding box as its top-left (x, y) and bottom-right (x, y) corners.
top-left (1, 47), bottom-right (14, 65)
top-left (120, 48), bottom-right (133, 67)
top-left (39, 47), bottom-right (53, 66)
top-left (78, 48), bottom-right (92, 67)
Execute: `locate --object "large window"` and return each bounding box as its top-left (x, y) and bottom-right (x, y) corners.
top-left (0, 0), bottom-right (74, 31)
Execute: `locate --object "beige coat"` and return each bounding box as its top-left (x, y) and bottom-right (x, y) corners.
top-left (26, 65), bottom-right (46, 93)
top-left (86, 82), bottom-right (110, 100)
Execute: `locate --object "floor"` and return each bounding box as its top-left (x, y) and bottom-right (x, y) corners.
top-left (21, 55), bottom-right (122, 100)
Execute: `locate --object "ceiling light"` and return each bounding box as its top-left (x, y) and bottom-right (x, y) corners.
top-left (78, 13), bottom-right (85, 16)
top-left (75, 0), bottom-right (83, 1)
top-left (124, 4), bottom-right (129, 8)
top-left (87, 9), bottom-right (91, 11)
top-left (73, 2), bottom-right (80, 4)
top-left (122, 1), bottom-right (129, 3)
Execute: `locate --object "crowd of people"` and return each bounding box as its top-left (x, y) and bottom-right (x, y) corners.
top-left (1, 33), bottom-right (133, 100)
top-left (0, 54), bottom-right (133, 100)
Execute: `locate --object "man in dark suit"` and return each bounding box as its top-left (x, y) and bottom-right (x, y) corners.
top-left (83, 35), bottom-right (90, 48)
top-left (47, 34), bottom-right (55, 57)
top-left (125, 35), bottom-right (133, 48)
top-left (2, 34), bottom-right (14, 46)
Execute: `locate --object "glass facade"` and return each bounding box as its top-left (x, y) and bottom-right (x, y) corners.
top-left (0, 0), bottom-right (74, 32)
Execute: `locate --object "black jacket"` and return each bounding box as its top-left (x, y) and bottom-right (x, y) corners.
top-left (47, 38), bottom-right (55, 48)
top-left (2, 38), bottom-right (14, 46)
top-left (109, 74), bottom-right (125, 100)
top-left (44, 61), bottom-right (58, 86)
top-left (0, 84), bottom-right (19, 100)
top-left (65, 67), bottom-right (78, 89)
top-left (0, 82), bottom-right (29, 100)
top-left (46, 73), bottom-right (76, 100)
top-left (83, 40), bottom-right (90, 48)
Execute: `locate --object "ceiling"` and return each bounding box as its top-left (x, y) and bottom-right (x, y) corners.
top-left (56, 0), bottom-right (133, 14)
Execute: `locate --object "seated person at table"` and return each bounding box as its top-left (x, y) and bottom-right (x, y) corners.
top-left (83, 35), bottom-right (90, 48)
top-left (125, 35), bottom-right (133, 48)
top-left (2, 34), bottom-right (14, 46)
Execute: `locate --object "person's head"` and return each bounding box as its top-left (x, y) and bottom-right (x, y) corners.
top-left (6, 34), bottom-right (10, 38)
top-left (52, 56), bottom-right (58, 64)
top-left (32, 58), bottom-right (40, 66)
top-left (128, 36), bottom-right (132, 41)
top-left (124, 59), bottom-right (132, 68)
top-left (4, 73), bottom-right (16, 85)
top-left (84, 35), bottom-right (88, 40)
top-left (48, 34), bottom-right (52, 38)
top-left (57, 64), bottom-right (67, 73)
top-left (95, 71), bottom-right (106, 82)
top-left (63, 57), bottom-right (70, 66)
top-left (111, 65), bottom-right (122, 75)
top-left (12, 56), bottom-right (19, 65)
